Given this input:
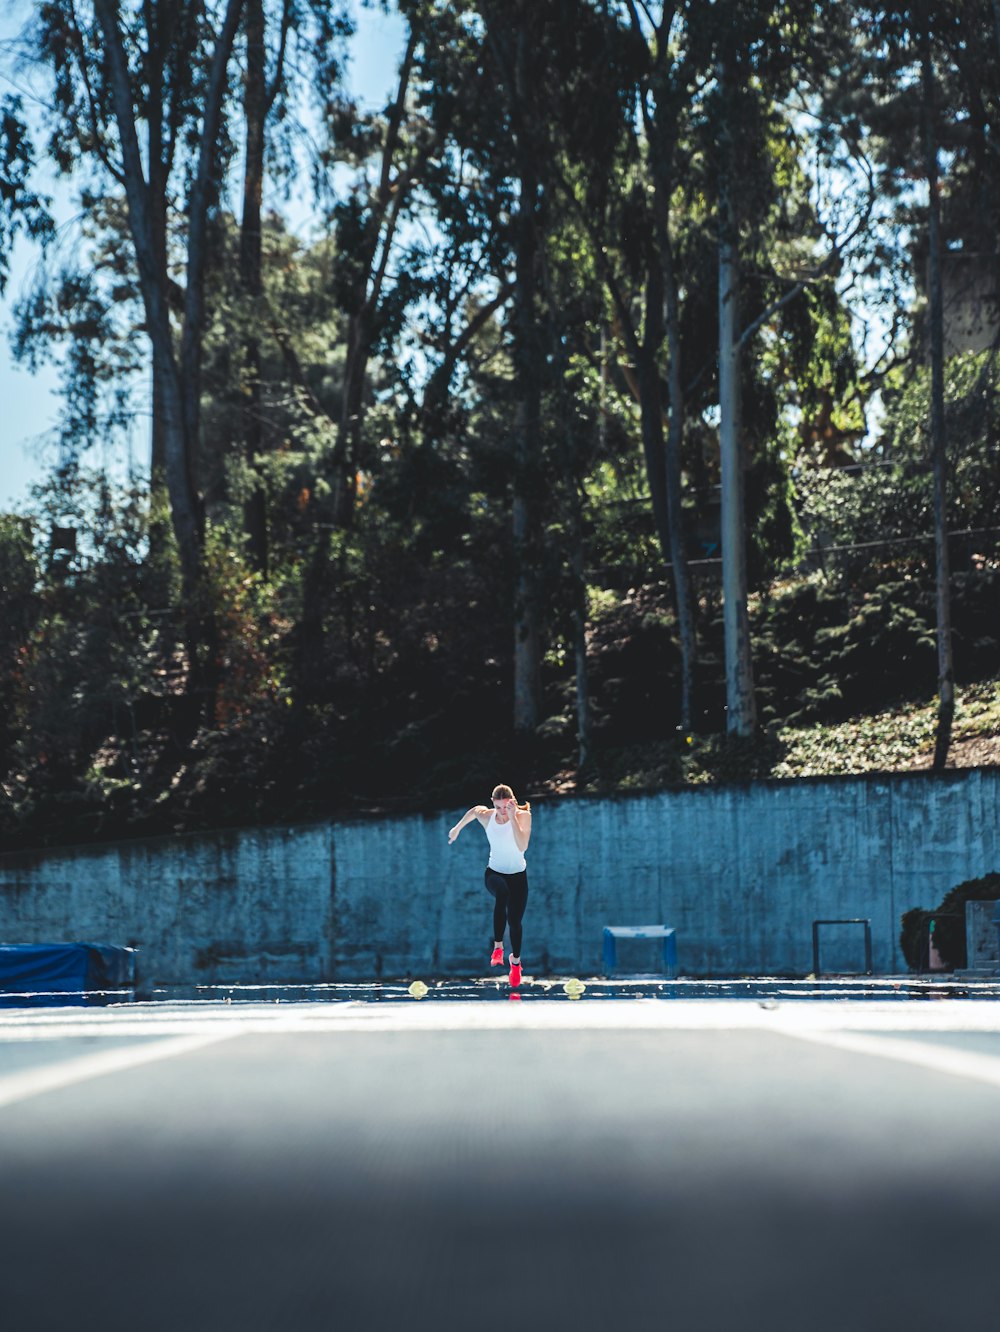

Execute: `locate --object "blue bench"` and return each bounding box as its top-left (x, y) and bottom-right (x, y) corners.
top-left (602, 925), bottom-right (678, 977)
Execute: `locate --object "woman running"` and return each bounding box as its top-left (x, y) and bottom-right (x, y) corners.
top-left (448, 784), bottom-right (532, 986)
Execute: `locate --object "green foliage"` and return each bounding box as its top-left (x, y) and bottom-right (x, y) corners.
top-left (796, 350), bottom-right (1000, 585)
top-left (900, 871), bottom-right (1000, 972)
top-left (3, 2), bottom-right (1000, 845)
top-left (0, 514), bottom-right (41, 766)
top-left (0, 95), bottom-right (54, 294)
top-left (1, 470), bottom-right (180, 839)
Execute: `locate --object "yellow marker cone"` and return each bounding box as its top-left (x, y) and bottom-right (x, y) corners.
top-left (562, 977), bottom-right (586, 1000)
top-left (408, 980), bottom-right (429, 1000)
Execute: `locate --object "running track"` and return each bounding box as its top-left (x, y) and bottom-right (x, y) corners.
top-left (3, 996), bottom-right (1000, 1332)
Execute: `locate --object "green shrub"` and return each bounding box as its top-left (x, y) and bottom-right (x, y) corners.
top-left (900, 871), bottom-right (1000, 971)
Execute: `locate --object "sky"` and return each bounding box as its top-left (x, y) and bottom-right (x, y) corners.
top-left (0, 0), bottom-right (407, 511)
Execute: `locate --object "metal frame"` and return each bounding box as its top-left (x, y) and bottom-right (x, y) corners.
top-left (603, 925), bottom-right (678, 978)
top-left (812, 918), bottom-right (873, 976)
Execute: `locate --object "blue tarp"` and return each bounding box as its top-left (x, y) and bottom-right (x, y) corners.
top-left (0, 943), bottom-right (136, 1007)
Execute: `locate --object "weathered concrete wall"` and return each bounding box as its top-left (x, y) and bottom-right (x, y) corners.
top-left (2, 768), bottom-right (998, 982)
top-left (0, 826), bottom-right (334, 986)
top-left (965, 900), bottom-right (1000, 972)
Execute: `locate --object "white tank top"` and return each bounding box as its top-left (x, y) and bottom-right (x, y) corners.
top-left (485, 810), bottom-right (527, 874)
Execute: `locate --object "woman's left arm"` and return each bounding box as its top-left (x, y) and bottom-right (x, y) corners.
top-left (511, 803), bottom-right (532, 853)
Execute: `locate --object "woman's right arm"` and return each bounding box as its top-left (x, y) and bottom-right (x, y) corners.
top-left (448, 806), bottom-right (489, 843)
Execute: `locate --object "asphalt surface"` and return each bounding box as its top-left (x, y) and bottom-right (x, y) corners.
top-left (2, 997), bottom-right (1000, 1332)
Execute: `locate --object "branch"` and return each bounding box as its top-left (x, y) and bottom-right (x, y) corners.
top-left (181, 0), bottom-right (244, 360)
top-left (361, 28), bottom-right (419, 315)
top-left (365, 166), bottom-right (412, 315)
top-left (265, 309), bottom-right (337, 429)
top-left (67, 0), bottom-right (125, 186)
top-left (630, 0), bottom-right (660, 35)
top-left (736, 153), bottom-right (877, 353)
top-left (551, 158), bottom-right (642, 362)
top-left (600, 250), bottom-right (642, 364)
top-left (265, 0), bottom-right (293, 112)
top-left (93, 0), bottom-right (157, 298)
top-left (421, 279), bottom-right (515, 412)
top-left (377, 28), bottom-right (417, 206)
top-left (625, 0), bottom-right (674, 50)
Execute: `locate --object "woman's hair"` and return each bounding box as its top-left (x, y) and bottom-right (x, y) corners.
top-left (492, 783), bottom-right (530, 811)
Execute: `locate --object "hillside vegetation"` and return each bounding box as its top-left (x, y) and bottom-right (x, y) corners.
top-left (2, 4), bottom-right (999, 846)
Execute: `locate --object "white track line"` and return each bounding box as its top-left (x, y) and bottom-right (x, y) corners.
top-left (4, 999), bottom-right (1000, 1041)
top-left (781, 1028), bottom-right (1000, 1090)
top-left (0, 1030), bottom-right (238, 1111)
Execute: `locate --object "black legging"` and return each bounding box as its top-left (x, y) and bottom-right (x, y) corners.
top-left (484, 867), bottom-right (529, 957)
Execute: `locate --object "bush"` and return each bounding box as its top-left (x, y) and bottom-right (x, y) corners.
top-left (900, 871), bottom-right (1000, 971)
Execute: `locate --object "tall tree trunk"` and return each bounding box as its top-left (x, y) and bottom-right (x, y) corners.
top-left (635, 343), bottom-right (672, 561)
top-left (600, 253), bottom-right (695, 734)
top-left (508, 15), bottom-right (544, 737)
top-left (240, 0), bottom-right (268, 572)
top-left (332, 309), bottom-right (370, 527)
top-left (511, 160), bottom-right (544, 735)
top-left (178, 0), bottom-right (244, 496)
top-left (298, 29), bottom-right (415, 694)
top-left (570, 527), bottom-right (590, 768)
top-left (95, 0), bottom-right (242, 711)
top-left (150, 366), bottom-right (167, 479)
top-left (329, 30), bottom-right (417, 529)
top-left (658, 216), bottom-right (696, 733)
top-left (718, 179), bottom-right (756, 736)
top-left (921, 26), bottom-right (955, 770)
top-left (599, 325), bottom-right (608, 452)
top-left (148, 364), bottom-right (173, 597)
top-left (145, 0), bottom-right (171, 567)
top-left (511, 263), bottom-right (543, 735)
top-left (630, 0), bottom-right (696, 733)
top-left (539, 248), bottom-right (590, 769)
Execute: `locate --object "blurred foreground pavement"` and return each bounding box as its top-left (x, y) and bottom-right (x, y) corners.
top-left (1, 999), bottom-right (999, 1332)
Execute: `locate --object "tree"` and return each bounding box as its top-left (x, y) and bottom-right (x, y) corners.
top-left (323, 22), bottom-right (420, 527)
top-left (686, 0), bottom-right (871, 734)
top-left (0, 94), bottom-right (53, 294)
top-left (856, 0), bottom-right (1000, 762)
top-left (21, 0), bottom-right (247, 707)
top-left (567, 0), bottom-right (699, 733)
top-left (238, 0), bottom-right (293, 573)
top-left (293, 11), bottom-right (425, 700)
top-left (477, 0), bottom-right (550, 734)
top-left (713, 25), bottom-right (756, 734)
top-left (405, 0), bottom-right (579, 735)
top-left (918, 9), bottom-right (955, 767)
top-left (630, 0), bottom-right (698, 735)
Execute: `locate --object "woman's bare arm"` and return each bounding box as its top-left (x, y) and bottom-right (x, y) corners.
top-left (448, 806), bottom-right (490, 843)
top-left (510, 803), bottom-right (532, 853)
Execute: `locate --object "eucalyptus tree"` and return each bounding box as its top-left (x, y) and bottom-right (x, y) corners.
top-left (577, 1), bottom-right (869, 735)
top-left (918, 4), bottom-right (955, 767)
top-left (404, 0), bottom-right (617, 736)
top-left (675, 0), bottom-right (871, 735)
top-left (289, 8), bottom-right (444, 706)
top-left (238, 0), bottom-right (293, 573)
top-left (319, 20), bottom-right (423, 529)
top-left (0, 95), bottom-right (53, 294)
top-left (476, 0), bottom-right (554, 735)
top-left (16, 0), bottom-right (246, 704)
top-left (574, 0), bottom-right (701, 732)
top-left (14, 1), bottom-right (364, 712)
top-left (855, 1), bottom-right (1000, 764)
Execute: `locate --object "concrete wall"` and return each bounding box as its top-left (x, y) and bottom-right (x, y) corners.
top-left (2, 768), bottom-right (999, 982)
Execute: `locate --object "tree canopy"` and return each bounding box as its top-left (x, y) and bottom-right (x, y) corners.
top-left (1, 0), bottom-right (999, 846)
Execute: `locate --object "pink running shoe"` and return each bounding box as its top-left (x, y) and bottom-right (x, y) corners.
top-left (508, 957), bottom-right (522, 987)
top-left (490, 946), bottom-right (504, 967)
